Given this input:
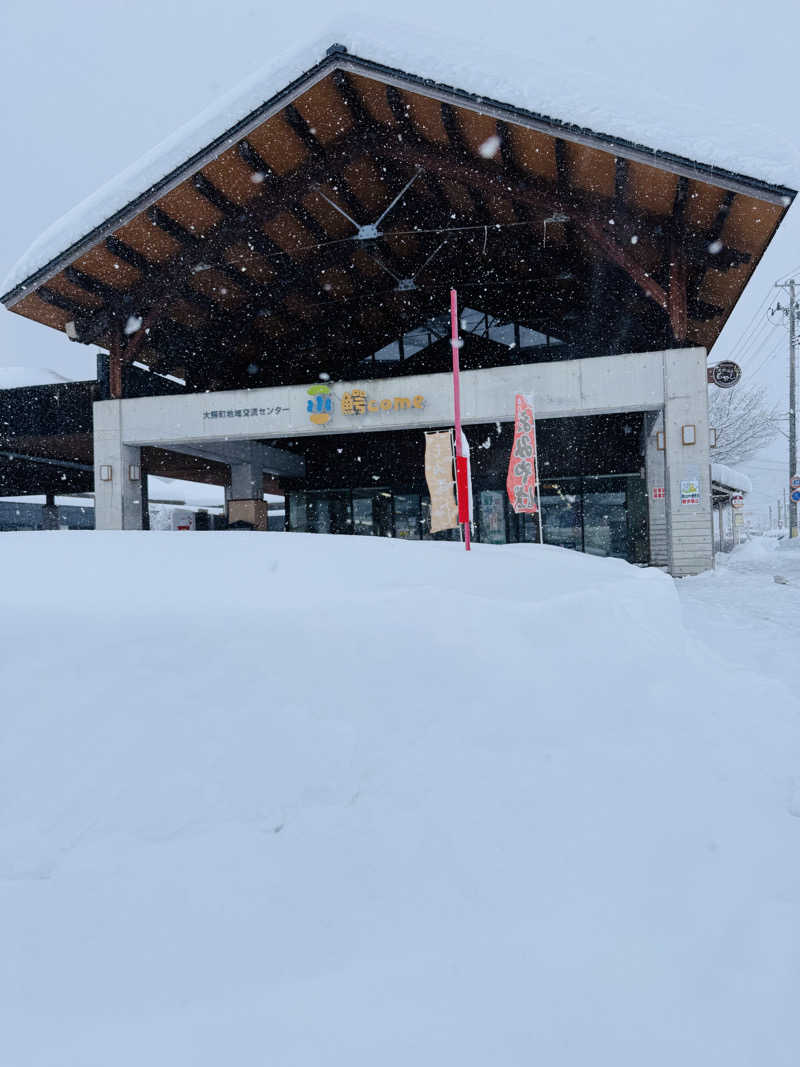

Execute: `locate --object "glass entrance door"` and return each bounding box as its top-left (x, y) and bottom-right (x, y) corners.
top-left (479, 490), bottom-right (507, 545)
top-left (305, 491), bottom-right (352, 534)
top-left (394, 494), bottom-right (421, 539)
top-left (582, 478), bottom-right (629, 559)
top-left (539, 480), bottom-right (582, 551)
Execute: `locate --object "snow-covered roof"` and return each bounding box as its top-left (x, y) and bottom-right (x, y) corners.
top-left (711, 462), bottom-right (753, 494)
top-left (0, 366), bottom-right (71, 388)
top-left (2, 21), bottom-right (796, 302)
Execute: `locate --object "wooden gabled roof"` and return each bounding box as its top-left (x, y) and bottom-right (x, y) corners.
top-left (3, 45), bottom-right (795, 393)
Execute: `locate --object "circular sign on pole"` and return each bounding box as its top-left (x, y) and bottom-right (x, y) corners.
top-left (791, 489), bottom-right (800, 504)
top-left (711, 361), bottom-right (742, 389)
top-left (731, 495), bottom-right (744, 509)
top-left (790, 475), bottom-right (800, 491)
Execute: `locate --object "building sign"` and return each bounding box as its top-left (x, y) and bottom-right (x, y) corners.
top-left (708, 361), bottom-right (742, 389)
top-left (341, 390), bottom-right (425, 416)
top-left (652, 487), bottom-right (665, 500)
top-left (506, 394), bottom-right (538, 513)
top-left (303, 385), bottom-right (427, 426)
top-left (307, 383), bottom-right (332, 425)
top-left (680, 478), bottom-right (701, 505)
top-left (424, 430), bottom-right (458, 533)
top-left (203, 405), bottom-right (288, 420)
top-left (731, 495), bottom-right (744, 509)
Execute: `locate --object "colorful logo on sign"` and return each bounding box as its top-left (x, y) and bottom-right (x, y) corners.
top-left (342, 390), bottom-right (424, 415)
top-left (307, 383), bottom-right (332, 425)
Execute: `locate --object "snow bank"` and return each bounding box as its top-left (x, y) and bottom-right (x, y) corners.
top-left (3, 15), bottom-right (797, 298)
top-left (1, 533), bottom-right (799, 1065)
top-left (711, 462), bottom-right (753, 494)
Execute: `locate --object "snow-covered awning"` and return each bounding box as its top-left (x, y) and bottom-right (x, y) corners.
top-left (711, 462), bottom-right (752, 495)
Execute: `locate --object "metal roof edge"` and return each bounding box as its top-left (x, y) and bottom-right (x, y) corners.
top-left (3, 45), bottom-right (796, 309)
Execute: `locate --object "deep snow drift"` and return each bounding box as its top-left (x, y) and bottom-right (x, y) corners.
top-left (2, 533), bottom-right (799, 1065)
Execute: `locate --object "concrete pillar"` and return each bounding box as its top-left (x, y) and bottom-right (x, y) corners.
top-left (230, 460), bottom-right (261, 499)
top-left (662, 348), bottom-right (713, 576)
top-left (42, 492), bottom-right (59, 531)
top-left (227, 445), bottom-right (267, 529)
top-left (93, 400), bottom-right (145, 530)
top-left (644, 411), bottom-right (668, 567)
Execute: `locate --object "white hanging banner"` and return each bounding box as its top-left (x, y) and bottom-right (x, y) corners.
top-left (425, 430), bottom-right (459, 533)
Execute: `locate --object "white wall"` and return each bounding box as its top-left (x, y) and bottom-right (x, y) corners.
top-left (662, 348), bottom-right (713, 577)
top-left (98, 348), bottom-right (682, 449)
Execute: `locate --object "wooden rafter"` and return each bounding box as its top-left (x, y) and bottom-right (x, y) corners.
top-left (22, 66), bottom-right (771, 389)
top-left (581, 219), bottom-right (668, 311)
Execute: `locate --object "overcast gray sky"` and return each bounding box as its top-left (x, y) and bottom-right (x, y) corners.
top-left (1, 0), bottom-right (797, 519)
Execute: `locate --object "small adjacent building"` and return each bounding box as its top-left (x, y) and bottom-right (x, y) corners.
top-left (1, 41), bottom-right (794, 574)
top-left (711, 463), bottom-right (753, 552)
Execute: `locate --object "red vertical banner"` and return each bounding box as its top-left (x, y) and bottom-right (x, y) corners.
top-left (507, 394), bottom-right (538, 513)
top-left (450, 288), bottom-right (471, 550)
top-left (455, 456), bottom-right (470, 522)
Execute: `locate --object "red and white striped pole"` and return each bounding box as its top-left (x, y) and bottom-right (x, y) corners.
top-left (450, 288), bottom-right (471, 551)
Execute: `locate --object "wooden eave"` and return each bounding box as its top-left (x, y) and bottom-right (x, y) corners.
top-left (3, 46), bottom-right (795, 382)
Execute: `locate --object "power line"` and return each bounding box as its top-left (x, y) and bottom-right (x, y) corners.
top-left (775, 263), bottom-right (800, 285)
top-left (747, 335), bottom-right (785, 380)
top-left (725, 285), bottom-right (779, 361)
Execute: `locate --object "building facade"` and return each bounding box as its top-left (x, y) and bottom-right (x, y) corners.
top-left (2, 43), bottom-right (794, 574)
top-left (91, 346), bottom-right (712, 574)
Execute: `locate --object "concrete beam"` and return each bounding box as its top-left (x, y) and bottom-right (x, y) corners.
top-left (157, 440), bottom-right (304, 478)
top-left (100, 349), bottom-right (700, 449)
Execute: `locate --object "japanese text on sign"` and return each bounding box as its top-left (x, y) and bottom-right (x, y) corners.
top-left (507, 394), bottom-right (538, 514)
top-left (203, 406), bottom-right (288, 420)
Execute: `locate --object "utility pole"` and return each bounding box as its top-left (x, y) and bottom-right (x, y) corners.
top-left (774, 279), bottom-right (798, 536)
top-left (769, 503), bottom-right (773, 529)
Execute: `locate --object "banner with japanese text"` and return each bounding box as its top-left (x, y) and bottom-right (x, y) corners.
top-left (425, 430), bottom-right (459, 532)
top-left (506, 394), bottom-right (538, 513)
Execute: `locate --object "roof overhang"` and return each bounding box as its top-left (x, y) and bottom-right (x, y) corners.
top-left (3, 45), bottom-right (795, 386)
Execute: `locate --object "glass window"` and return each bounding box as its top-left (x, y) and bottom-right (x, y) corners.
top-left (540, 480), bottom-right (582, 551)
top-left (460, 307), bottom-right (486, 334)
top-left (518, 512), bottom-right (541, 543)
top-left (370, 491), bottom-right (393, 538)
top-left (374, 340), bottom-right (401, 362)
top-left (488, 321), bottom-right (516, 347)
top-left (352, 492), bottom-right (374, 535)
top-left (288, 492), bottom-right (308, 532)
top-left (582, 478), bottom-right (628, 559)
top-left (394, 494), bottom-right (421, 539)
top-left (479, 490), bottom-right (507, 545)
top-left (306, 491), bottom-right (353, 535)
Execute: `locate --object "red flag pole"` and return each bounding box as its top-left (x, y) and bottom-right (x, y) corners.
top-left (450, 288), bottom-right (470, 551)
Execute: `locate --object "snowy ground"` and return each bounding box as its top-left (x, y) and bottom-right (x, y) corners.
top-left (1, 532), bottom-right (799, 1065)
top-left (678, 536), bottom-right (800, 699)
